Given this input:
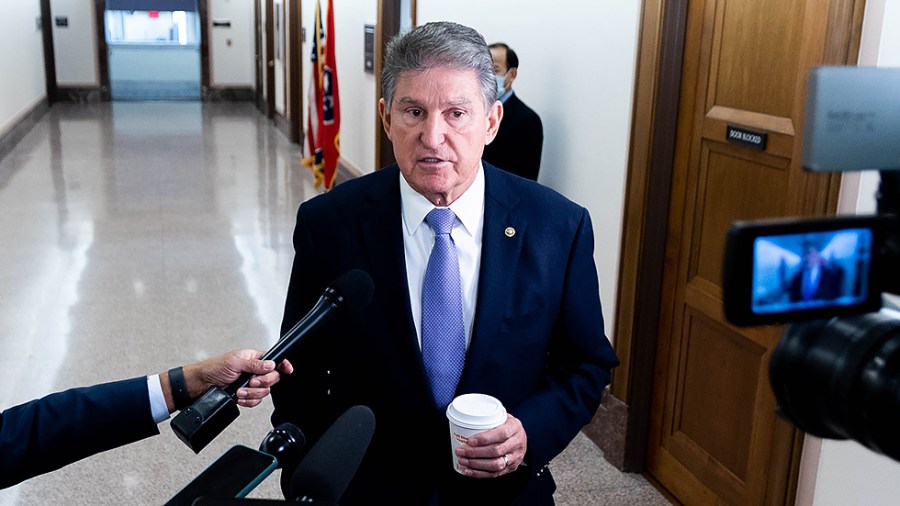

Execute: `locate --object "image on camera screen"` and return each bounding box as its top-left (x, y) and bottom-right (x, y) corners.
top-left (751, 228), bottom-right (873, 316)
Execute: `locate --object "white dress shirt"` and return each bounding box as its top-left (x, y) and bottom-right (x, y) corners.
top-left (147, 374), bottom-right (170, 423)
top-left (400, 166), bottom-right (485, 350)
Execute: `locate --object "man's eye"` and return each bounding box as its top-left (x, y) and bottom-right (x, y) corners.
top-left (408, 109), bottom-right (422, 117)
top-left (451, 111), bottom-right (464, 119)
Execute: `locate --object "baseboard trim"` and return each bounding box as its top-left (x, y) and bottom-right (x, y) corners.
top-left (335, 157), bottom-right (365, 186)
top-left (203, 86), bottom-right (255, 102)
top-left (56, 86), bottom-right (104, 102)
top-left (585, 389), bottom-right (630, 470)
top-left (0, 98), bottom-right (50, 164)
top-left (273, 111), bottom-right (293, 143)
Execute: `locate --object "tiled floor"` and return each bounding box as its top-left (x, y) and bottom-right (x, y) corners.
top-left (0, 102), bottom-right (669, 505)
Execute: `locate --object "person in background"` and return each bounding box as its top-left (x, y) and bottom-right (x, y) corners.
top-left (482, 42), bottom-right (544, 181)
top-left (788, 241), bottom-right (845, 302)
top-left (271, 21), bottom-right (617, 505)
top-left (1, 349), bottom-right (292, 489)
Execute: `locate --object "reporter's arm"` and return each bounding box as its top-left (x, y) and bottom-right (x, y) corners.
top-left (158, 349), bottom-right (294, 413)
top-left (0, 377), bottom-right (158, 489)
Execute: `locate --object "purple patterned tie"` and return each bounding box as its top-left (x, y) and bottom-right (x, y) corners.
top-left (421, 208), bottom-right (466, 410)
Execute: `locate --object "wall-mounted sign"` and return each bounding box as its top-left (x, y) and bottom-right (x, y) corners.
top-left (726, 125), bottom-right (767, 151)
top-left (364, 24), bottom-right (375, 73)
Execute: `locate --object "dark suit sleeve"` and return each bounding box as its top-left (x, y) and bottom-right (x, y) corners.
top-left (0, 377), bottom-right (160, 489)
top-left (511, 208), bottom-right (619, 470)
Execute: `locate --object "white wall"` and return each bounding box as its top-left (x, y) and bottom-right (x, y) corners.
top-left (415, 0), bottom-right (642, 338)
top-left (302, 0), bottom-right (378, 172)
top-left (333, 0), bottom-right (377, 172)
top-left (51, 0), bottom-right (98, 85)
top-left (209, 0), bottom-right (255, 86)
top-left (794, 2), bottom-right (900, 505)
top-left (0, 2), bottom-right (46, 137)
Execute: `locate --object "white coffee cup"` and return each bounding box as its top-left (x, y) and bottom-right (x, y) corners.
top-left (446, 393), bottom-right (507, 474)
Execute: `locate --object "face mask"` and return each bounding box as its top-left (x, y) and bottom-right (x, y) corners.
top-left (496, 75), bottom-right (507, 98)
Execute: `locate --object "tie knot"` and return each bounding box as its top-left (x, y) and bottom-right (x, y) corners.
top-left (425, 208), bottom-right (456, 235)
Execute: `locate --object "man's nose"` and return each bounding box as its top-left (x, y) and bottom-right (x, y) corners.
top-left (420, 115), bottom-right (446, 148)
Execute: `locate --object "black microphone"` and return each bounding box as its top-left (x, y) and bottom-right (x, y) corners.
top-left (165, 423), bottom-right (306, 506)
top-left (225, 269), bottom-right (375, 398)
top-left (289, 405), bottom-right (376, 503)
top-left (258, 422), bottom-right (307, 471)
top-left (171, 270), bottom-right (375, 453)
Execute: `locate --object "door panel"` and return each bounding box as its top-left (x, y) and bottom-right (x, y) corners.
top-left (646, 0), bottom-right (861, 503)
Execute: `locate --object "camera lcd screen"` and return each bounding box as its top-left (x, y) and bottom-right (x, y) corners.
top-left (723, 216), bottom-right (885, 326)
top-left (751, 228), bottom-right (872, 315)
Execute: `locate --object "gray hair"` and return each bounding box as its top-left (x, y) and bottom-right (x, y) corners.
top-left (381, 22), bottom-right (497, 114)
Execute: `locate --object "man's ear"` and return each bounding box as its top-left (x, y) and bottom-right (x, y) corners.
top-left (507, 67), bottom-right (518, 86)
top-left (485, 100), bottom-right (504, 145)
top-left (378, 98), bottom-right (392, 141)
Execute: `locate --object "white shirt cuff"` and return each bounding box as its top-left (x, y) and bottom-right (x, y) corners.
top-left (147, 374), bottom-right (170, 423)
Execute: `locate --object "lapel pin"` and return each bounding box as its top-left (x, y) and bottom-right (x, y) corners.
top-left (504, 227), bottom-right (516, 238)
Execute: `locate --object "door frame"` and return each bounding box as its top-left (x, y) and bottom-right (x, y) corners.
top-left (374, 0), bottom-right (415, 169)
top-left (265, 0), bottom-right (276, 118)
top-left (287, 0), bottom-right (302, 144)
top-left (255, 0), bottom-right (263, 111)
top-left (40, 0), bottom-right (58, 103)
top-left (92, 0), bottom-right (211, 101)
top-left (593, 0), bottom-right (866, 481)
top-left (93, 0), bottom-right (111, 100)
top-left (590, 0), bottom-right (689, 471)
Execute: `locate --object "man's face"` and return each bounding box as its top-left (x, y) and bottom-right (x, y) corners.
top-left (379, 66), bottom-right (502, 206)
top-left (804, 247), bottom-right (821, 268)
top-left (490, 47), bottom-right (516, 93)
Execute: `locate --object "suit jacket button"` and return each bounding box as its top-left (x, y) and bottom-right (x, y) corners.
top-left (505, 227), bottom-right (516, 237)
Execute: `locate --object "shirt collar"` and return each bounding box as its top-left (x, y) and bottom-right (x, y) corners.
top-left (400, 165), bottom-right (485, 237)
top-left (499, 88), bottom-right (513, 104)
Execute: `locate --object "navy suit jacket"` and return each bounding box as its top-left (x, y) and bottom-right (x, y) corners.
top-left (271, 163), bottom-right (618, 504)
top-left (788, 264), bottom-right (845, 302)
top-left (0, 377), bottom-right (159, 489)
top-left (482, 93), bottom-right (543, 181)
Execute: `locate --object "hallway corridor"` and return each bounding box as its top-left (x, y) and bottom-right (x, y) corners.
top-left (0, 102), bottom-right (667, 505)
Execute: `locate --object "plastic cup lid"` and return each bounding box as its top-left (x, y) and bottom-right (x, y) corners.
top-left (446, 393), bottom-right (507, 429)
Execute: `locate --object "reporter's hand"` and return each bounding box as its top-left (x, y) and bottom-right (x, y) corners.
top-left (454, 414), bottom-right (527, 478)
top-left (185, 349), bottom-right (294, 407)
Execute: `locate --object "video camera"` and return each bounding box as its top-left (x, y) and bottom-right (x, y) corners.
top-left (721, 67), bottom-right (900, 460)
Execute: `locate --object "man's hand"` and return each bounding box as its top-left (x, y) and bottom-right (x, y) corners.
top-left (163, 349), bottom-right (294, 411)
top-left (454, 414), bottom-right (527, 478)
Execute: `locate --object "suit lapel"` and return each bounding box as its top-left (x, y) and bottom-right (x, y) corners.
top-left (459, 165), bottom-right (524, 389)
top-left (357, 167), bottom-right (435, 403)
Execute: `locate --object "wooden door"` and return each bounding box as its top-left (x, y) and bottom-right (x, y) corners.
top-left (646, 0), bottom-right (863, 504)
top-left (265, 0), bottom-right (276, 118)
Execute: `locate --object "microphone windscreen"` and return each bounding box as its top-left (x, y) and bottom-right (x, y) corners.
top-left (328, 269), bottom-right (374, 313)
top-left (289, 405), bottom-right (376, 502)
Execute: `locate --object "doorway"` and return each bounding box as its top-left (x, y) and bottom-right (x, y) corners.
top-left (103, 0), bottom-right (202, 100)
top-left (605, 0), bottom-right (866, 503)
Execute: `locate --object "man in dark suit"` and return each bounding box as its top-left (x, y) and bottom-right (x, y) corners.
top-left (0, 349), bottom-right (291, 489)
top-left (271, 21), bottom-right (617, 505)
top-left (482, 42), bottom-right (544, 181)
top-left (788, 242), bottom-right (845, 302)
